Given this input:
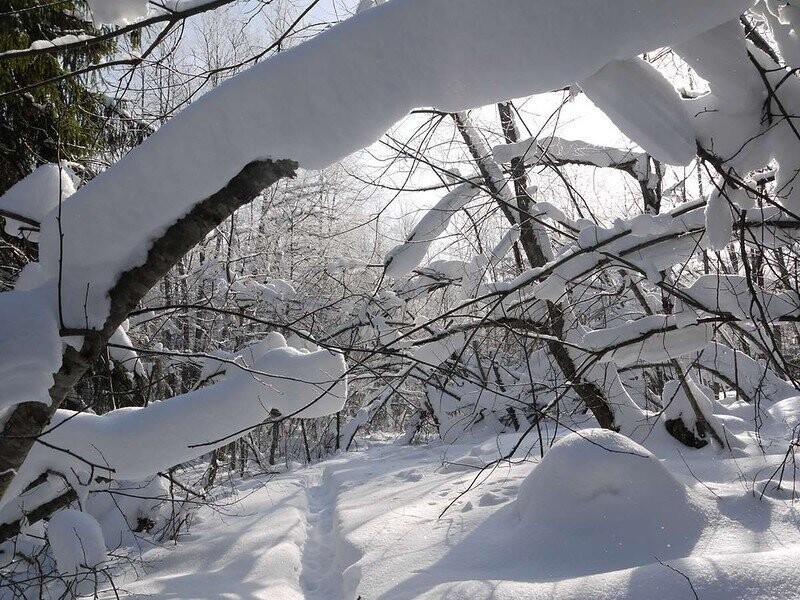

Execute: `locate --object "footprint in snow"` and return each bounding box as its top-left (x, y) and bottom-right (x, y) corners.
top-left (396, 469), bottom-right (424, 482)
top-left (478, 491), bottom-right (505, 507)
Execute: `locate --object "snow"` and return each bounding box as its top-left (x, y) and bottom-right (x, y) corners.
top-left (108, 321), bottom-right (145, 377)
top-left (493, 135), bottom-right (648, 178)
top-left (516, 429), bottom-right (701, 575)
top-left (683, 274), bottom-right (800, 320)
top-left (87, 477), bottom-right (167, 541)
top-left (583, 315), bottom-right (713, 367)
top-left (705, 187), bottom-right (736, 251)
top-left (0, 163), bottom-right (75, 240)
top-left (488, 224), bottom-right (520, 265)
top-left (47, 509), bottom-right (107, 574)
top-left (0, 35), bottom-right (96, 56)
top-left (86, 0), bottom-right (148, 25)
top-left (3, 336), bottom-right (347, 507)
top-left (36, 0), bottom-right (753, 329)
top-left (411, 333), bottom-right (467, 370)
top-left (579, 57), bottom-right (697, 165)
top-left (0, 290), bottom-right (62, 420)
top-left (384, 183), bottom-right (479, 278)
top-left (96, 418), bottom-right (800, 600)
top-left (662, 377), bottom-right (727, 442)
top-left (695, 342), bottom-right (796, 404)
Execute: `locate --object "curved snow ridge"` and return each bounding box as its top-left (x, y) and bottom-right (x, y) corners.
top-left (2, 341), bottom-right (347, 510)
top-left (38, 0), bottom-right (753, 327)
top-left (406, 546), bottom-right (800, 600)
top-left (299, 468), bottom-right (363, 600)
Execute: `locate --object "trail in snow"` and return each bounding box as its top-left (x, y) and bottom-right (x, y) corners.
top-left (300, 471), bottom-right (346, 600)
top-left (98, 426), bottom-right (800, 600)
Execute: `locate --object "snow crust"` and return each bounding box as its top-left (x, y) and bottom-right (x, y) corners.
top-left (37, 0), bottom-right (752, 329)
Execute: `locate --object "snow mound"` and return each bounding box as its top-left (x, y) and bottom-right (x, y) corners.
top-left (516, 429), bottom-right (703, 575)
top-left (47, 509), bottom-right (107, 575)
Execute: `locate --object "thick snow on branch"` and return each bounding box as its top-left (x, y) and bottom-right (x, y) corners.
top-left (384, 183), bottom-right (479, 278)
top-left (705, 188), bottom-right (736, 251)
top-left (37, 0), bottom-right (752, 329)
top-left (583, 316), bottom-right (714, 367)
top-left (488, 201), bottom-right (795, 304)
top-left (0, 291), bottom-right (62, 418)
top-left (695, 342), bottom-right (796, 403)
top-left (683, 275), bottom-right (800, 320)
top-left (0, 35), bottom-right (95, 57)
top-left (3, 334), bottom-right (347, 506)
top-left (493, 136), bottom-right (648, 179)
top-left (579, 57), bottom-right (697, 165)
top-left (0, 164), bottom-right (75, 239)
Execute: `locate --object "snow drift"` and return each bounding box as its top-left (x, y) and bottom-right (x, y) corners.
top-left (515, 429), bottom-right (703, 576)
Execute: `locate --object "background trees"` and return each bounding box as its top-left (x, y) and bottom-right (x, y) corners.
top-left (2, 1), bottom-right (800, 596)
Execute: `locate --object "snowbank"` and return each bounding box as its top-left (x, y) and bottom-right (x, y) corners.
top-left (516, 429), bottom-right (702, 575)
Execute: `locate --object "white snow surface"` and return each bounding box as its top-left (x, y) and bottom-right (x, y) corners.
top-left (47, 509), bottom-right (107, 574)
top-left (579, 57), bottom-right (697, 165)
top-left (3, 336), bottom-right (347, 508)
top-left (95, 418), bottom-right (800, 600)
top-left (705, 187), bottom-right (735, 251)
top-left (38, 0), bottom-right (753, 328)
top-left (493, 135), bottom-right (648, 177)
top-left (0, 163), bottom-right (75, 239)
top-left (0, 290), bottom-right (62, 418)
top-left (583, 315), bottom-right (713, 367)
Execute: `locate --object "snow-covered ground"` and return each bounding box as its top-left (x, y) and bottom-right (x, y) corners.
top-left (101, 402), bottom-right (800, 600)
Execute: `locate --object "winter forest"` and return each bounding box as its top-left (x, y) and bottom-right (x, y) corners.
top-left (3, 0), bottom-right (800, 598)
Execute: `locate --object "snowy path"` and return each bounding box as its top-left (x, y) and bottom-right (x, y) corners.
top-left (299, 470), bottom-right (349, 600)
top-left (101, 428), bottom-right (800, 600)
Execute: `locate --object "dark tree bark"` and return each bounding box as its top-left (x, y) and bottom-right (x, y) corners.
top-left (454, 110), bottom-right (619, 431)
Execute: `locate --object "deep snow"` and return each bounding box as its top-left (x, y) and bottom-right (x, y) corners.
top-left (94, 414), bottom-right (800, 600)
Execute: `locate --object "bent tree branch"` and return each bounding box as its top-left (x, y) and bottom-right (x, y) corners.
top-left (0, 159), bottom-right (298, 504)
